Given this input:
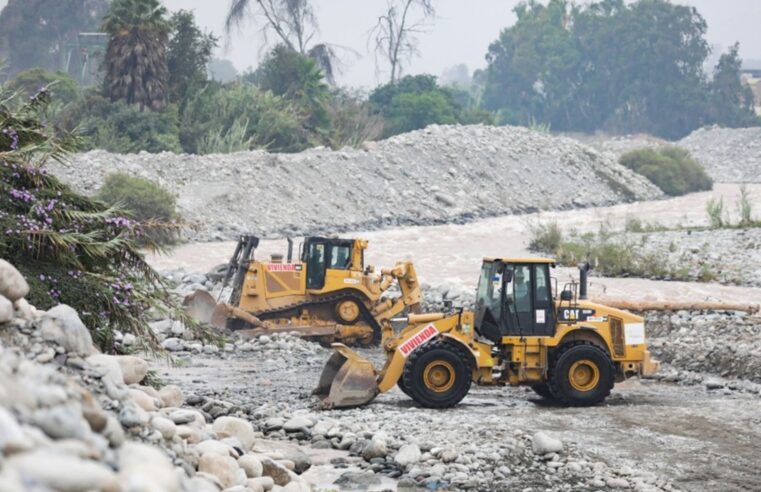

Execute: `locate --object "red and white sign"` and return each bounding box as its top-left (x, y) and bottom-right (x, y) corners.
top-left (399, 324), bottom-right (439, 358)
top-left (267, 263), bottom-right (298, 272)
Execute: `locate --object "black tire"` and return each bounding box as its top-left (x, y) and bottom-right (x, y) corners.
top-left (530, 383), bottom-right (555, 400)
top-left (548, 342), bottom-right (615, 406)
top-left (397, 376), bottom-right (412, 397)
top-left (402, 340), bottom-right (473, 408)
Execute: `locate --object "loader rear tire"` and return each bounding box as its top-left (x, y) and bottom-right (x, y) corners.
top-left (530, 383), bottom-right (555, 401)
top-left (547, 342), bottom-right (614, 406)
top-left (403, 340), bottom-right (473, 408)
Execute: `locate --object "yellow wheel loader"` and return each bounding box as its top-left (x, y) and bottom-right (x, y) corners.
top-left (184, 235), bottom-right (422, 346)
top-left (315, 259), bottom-right (660, 408)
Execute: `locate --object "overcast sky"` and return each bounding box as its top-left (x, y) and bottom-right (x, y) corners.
top-left (2, 0), bottom-right (760, 87)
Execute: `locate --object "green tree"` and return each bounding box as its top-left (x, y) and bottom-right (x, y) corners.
top-left (370, 75), bottom-right (487, 137)
top-left (251, 45), bottom-right (331, 132)
top-left (708, 43), bottom-right (759, 128)
top-left (6, 69), bottom-right (82, 105)
top-left (102, 0), bottom-right (171, 111)
top-left (0, 0), bottom-right (108, 77)
top-left (167, 10), bottom-right (217, 106)
top-left (482, 0), bottom-right (743, 139)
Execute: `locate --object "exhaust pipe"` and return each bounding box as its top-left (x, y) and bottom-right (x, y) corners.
top-left (287, 238), bottom-right (293, 262)
top-left (578, 262), bottom-right (591, 300)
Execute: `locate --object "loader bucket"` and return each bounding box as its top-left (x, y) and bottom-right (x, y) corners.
top-left (314, 344), bottom-right (379, 409)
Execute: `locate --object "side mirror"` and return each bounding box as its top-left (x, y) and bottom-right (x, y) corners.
top-left (560, 290), bottom-right (573, 301)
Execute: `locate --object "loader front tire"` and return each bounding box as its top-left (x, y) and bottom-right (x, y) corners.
top-left (547, 342), bottom-right (614, 406)
top-left (403, 340), bottom-right (473, 408)
top-left (530, 383), bottom-right (555, 401)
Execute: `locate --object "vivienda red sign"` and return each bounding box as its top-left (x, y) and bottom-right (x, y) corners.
top-left (399, 324), bottom-right (439, 358)
top-left (267, 263), bottom-right (297, 272)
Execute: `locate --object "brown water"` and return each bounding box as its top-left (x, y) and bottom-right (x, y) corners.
top-left (148, 184), bottom-right (761, 305)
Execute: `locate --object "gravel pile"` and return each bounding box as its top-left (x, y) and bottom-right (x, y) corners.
top-left (646, 311), bottom-right (761, 387)
top-left (679, 126), bottom-right (761, 183)
top-left (51, 125), bottom-right (662, 241)
top-left (573, 126), bottom-right (761, 183)
top-left (605, 228), bottom-right (761, 287)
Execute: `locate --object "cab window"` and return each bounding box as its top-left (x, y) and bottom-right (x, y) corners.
top-left (329, 245), bottom-right (351, 269)
top-left (510, 265), bottom-right (532, 314)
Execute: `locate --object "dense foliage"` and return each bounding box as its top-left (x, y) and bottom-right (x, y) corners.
top-left (482, 0), bottom-right (759, 139)
top-left (0, 87), bottom-right (202, 351)
top-left (0, 0), bottom-right (109, 77)
top-left (369, 75), bottom-right (492, 137)
top-left (167, 11), bottom-right (217, 107)
top-left (619, 147), bottom-right (713, 196)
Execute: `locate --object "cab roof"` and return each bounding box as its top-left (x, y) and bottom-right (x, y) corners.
top-left (483, 257), bottom-right (556, 265)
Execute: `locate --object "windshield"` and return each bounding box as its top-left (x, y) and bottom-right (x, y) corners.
top-left (476, 262), bottom-right (502, 320)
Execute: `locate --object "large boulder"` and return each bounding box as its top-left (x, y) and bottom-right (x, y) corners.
top-left (532, 432), bottom-right (564, 455)
top-left (394, 443), bottom-right (421, 467)
top-left (114, 356), bottom-right (148, 385)
top-left (158, 385), bottom-right (184, 408)
top-left (199, 452), bottom-right (245, 488)
top-left (0, 259), bottom-right (29, 302)
top-left (40, 305), bottom-right (93, 356)
top-left (86, 354), bottom-right (125, 387)
top-left (0, 295), bottom-right (13, 324)
top-left (6, 450), bottom-right (119, 492)
top-left (212, 416), bottom-right (256, 451)
top-left (119, 442), bottom-right (180, 492)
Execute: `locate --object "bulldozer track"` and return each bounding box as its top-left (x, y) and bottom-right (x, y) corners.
top-left (241, 290), bottom-right (383, 345)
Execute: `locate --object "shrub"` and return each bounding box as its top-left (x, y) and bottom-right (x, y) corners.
top-left (6, 68), bottom-right (82, 105)
top-left (619, 146), bottom-right (713, 196)
top-left (96, 173), bottom-right (180, 245)
top-left (737, 185), bottom-right (754, 228)
top-left (181, 83), bottom-right (313, 154)
top-left (325, 89), bottom-right (384, 149)
top-left (0, 86), bottom-right (204, 351)
top-left (60, 94), bottom-right (182, 153)
top-left (528, 221), bottom-right (563, 252)
top-left (705, 196), bottom-right (725, 228)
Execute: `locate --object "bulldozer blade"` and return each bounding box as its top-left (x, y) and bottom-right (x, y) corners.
top-left (182, 290), bottom-right (218, 326)
top-left (314, 344), bottom-right (379, 409)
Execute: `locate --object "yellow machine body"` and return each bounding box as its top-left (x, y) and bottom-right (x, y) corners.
top-left (185, 236), bottom-right (422, 346)
top-left (315, 257), bottom-right (659, 408)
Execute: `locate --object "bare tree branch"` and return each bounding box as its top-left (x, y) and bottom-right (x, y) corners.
top-left (370, 0), bottom-right (435, 83)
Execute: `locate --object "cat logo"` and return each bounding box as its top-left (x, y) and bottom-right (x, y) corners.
top-left (558, 308), bottom-right (596, 322)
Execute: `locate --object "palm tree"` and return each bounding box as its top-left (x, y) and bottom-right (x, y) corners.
top-left (226, 0), bottom-right (338, 84)
top-left (102, 0), bottom-right (170, 111)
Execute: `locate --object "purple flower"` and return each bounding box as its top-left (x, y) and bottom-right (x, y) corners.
top-left (3, 128), bottom-right (19, 151)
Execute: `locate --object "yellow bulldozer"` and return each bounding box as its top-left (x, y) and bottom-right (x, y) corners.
top-left (184, 235), bottom-right (422, 346)
top-left (315, 258), bottom-right (659, 408)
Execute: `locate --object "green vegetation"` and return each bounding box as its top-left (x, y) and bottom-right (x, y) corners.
top-left (0, 86), bottom-right (205, 351)
top-left (705, 186), bottom-right (760, 229)
top-left (0, 0), bottom-right (109, 77)
top-left (369, 74), bottom-right (492, 138)
top-left (482, 0), bottom-right (760, 139)
top-left (96, 173), bottom-right (180, 244)
top-left (619, 147), bottom-right (713, 196)
top-left (2, 0), bottom-right (759, 155)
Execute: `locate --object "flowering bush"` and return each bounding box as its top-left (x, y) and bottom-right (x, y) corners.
top-left (0, 86), bottom-right (207, 351)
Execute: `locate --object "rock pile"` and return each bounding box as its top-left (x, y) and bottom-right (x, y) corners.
top-left (574, 126), bottom-right (761, 183)
top-left (51, 125), bottom-right (662, 241)
top-left (646, 311), bottom-right (761, 388)
top-left (678, 126), bottom-right (761, 183)
top-left (604, 228), bottom-right (761, 287)
top-left (0, 260), bottom-right (315, 492)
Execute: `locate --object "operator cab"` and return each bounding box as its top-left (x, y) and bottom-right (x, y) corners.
top-left (301, 237), bottom-right (365, 290)
top-left (475, 258), bottom-right (556, 343)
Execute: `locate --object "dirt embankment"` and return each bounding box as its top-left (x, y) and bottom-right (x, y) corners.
top-left (50, 125), bottom-right (661, 241)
